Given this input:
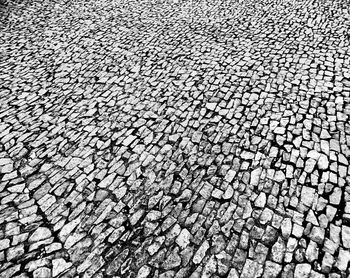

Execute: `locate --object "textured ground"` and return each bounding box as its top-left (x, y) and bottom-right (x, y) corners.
top-left (1, 0), bottom-right (350, 277)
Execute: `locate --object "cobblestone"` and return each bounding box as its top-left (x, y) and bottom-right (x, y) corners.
top-left (1, 0), bottom-right (350, 276)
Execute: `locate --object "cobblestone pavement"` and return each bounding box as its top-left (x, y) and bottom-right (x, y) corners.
top-left (1, 0), bottom-right (350, 277)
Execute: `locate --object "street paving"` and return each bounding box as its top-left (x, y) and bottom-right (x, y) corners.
top-left (1, 0), bottom-right (350, 277)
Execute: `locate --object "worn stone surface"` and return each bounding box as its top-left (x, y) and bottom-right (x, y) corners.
top-left (1, 0), bottom-right (350, 277)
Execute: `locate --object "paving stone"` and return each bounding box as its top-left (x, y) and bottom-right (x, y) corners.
top-left (241, 259), bottom-right (263, 278)
top-left (341, 225), bottom-right (350, 248)
top-left (305, 240), bottom-right (319, 262)
top-left (202, 255), bottom-right (217, 278)
top-left (0, 239), bottom-right (10, 251)
top-left (215, 251), bottom-right (231, 275)
top-left (254, 192), bottom-right (266, 208)
top-left (7, 245), bottom-right (24, 261)
top-left (300, 186), bottom-right (315, 207)
top-left (28, 227), bottom-right (52, 242)
top-left (318, 154), bottom-right (329, 170)
top-left (33, 267), bottom-right (51, 278)
top-left (309, 227), bottom-right (325, 244)
top-left (1, 0), bottom-right (350, 276)
top-left (270, 237), bottom-right (286, 263)
top-left (310, 270), bottom-right (325, 278)
top-left (321, 252), bottom-right (335, 273)
top-left (136, 265), bottom-right (151, 278)
top-left (281, 218), bottom-right (292, 238)
top-left (250, 167), bottom-right (262, 186)
top-left (295, 263), bottom-right (312, 278)
top-left (163, 247), bottom-right (181, 270)
top-left (52, 258), bottom-right (72, 277)
top-left (263, 261), bottom-right (282, 278)
top-left (193, 240), bottom-right (209, 264)
top-left (335, 249), bottom-right (350, 271)
top-left (227, 268), bottom-right (239, 278)
top-left (176, 229), bottom-right (191, 249)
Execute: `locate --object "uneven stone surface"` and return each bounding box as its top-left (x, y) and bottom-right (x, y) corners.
top-left (1, 0), bottom-right (350, 277)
